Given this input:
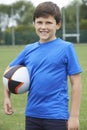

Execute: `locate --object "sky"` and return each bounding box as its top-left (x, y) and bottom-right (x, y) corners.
top-left (0, 0), bottom-right (74, 8)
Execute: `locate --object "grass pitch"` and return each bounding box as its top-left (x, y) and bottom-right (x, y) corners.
top-left (0, 44), bottom-right (87, 130)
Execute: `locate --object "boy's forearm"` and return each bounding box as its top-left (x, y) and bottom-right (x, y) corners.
top-left (69, 74), bottom-right (82, 118)
top-left (70, 83), bottom-right (82, 118)
top-left (4, 89), bottom-right (11, 98)
top-left (4, 66), bottom-right (11, 98)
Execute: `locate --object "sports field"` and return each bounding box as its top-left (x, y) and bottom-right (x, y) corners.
top-left (0, 44), bottom-right (87, 130)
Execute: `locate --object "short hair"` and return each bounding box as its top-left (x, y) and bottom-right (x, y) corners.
top-left (33, 1), bottom-right (61, 24)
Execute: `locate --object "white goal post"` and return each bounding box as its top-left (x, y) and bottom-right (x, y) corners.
top-left (62, 4), bottom-right (80, 43)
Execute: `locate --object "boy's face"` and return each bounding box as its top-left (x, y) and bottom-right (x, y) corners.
top-left (34, 15), bottom-right (61, 43)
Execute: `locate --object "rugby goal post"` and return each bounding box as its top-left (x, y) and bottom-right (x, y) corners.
top-left (62, 4), bottom-right (80, 43)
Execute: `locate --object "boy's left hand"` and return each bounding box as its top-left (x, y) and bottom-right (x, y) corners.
top-left (68, 116), bottom-right (79, 130)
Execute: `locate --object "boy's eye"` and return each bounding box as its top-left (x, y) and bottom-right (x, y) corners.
top-left (36, 21), bottom-right (42, 24)
top-left (46, 22), bottom-right (52, 24)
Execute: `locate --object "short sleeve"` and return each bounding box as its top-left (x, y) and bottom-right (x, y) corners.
top-left (65, 44), bottom-right (82, 75)
top-left (9, 46), bottom-right (27, 67)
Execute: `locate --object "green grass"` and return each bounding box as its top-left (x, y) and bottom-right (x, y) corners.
top-left (0, 44), bottom-right (87, 130)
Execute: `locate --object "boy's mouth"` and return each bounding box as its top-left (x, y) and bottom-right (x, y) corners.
top-left (40, 31), bottom-right (49, 35)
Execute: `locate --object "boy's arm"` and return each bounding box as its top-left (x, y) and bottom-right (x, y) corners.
top-left (3, 66), bottom-right (13, 115)
top-left (68, 73), bottom-right (82, 130)
top-left (4, 89), bottom-right (13, 115)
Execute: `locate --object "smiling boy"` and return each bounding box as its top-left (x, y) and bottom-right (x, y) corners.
top-left (4, 1), bottom-right (82, 130)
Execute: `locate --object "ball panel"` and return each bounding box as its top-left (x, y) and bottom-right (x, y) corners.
top-left (4, 65), bottom-right (23, 79)
top-left (8, 79), bottom-right (24, 94)
top-left (12, 66), bottom-right (30, 83)
top-left (18, 82), bottom-right (29, 94)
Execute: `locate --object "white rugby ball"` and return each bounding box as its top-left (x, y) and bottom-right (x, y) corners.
top-left (3, 65), bottom-right (30, 94)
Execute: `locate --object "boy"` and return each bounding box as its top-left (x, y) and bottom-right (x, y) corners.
top-left (4, 1), bottom-right (82, 130)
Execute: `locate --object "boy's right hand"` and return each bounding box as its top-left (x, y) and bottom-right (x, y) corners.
top-left (4, 97), bottom-right (13, 115)
top-left (3, 66), bottom-right (13, 115)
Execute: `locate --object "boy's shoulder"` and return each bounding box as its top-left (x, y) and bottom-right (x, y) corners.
top-left (55, 38), bottom-right (74, 50)
top-left (58, 38), bottom-right (73, 46)
top-left (25, 42), bottom-right (39, 48)
top-left (22, 42), bottom-right (39, 54)
top-left (24, 42), bottom-right (39, 50)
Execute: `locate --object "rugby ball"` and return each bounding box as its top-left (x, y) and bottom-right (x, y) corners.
top-left (3, 65), bottom-right (30, 94)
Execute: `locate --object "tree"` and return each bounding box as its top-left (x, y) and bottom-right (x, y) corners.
top-left (0, 0), bottom-right (35, 30)
top-left (12, 0), bottom-right (35, 25)
top-left (0, 4), bottom-right (11, 31)
top-left (80, 4), bottom-right (87, 19)
top-left (0, 0), bottom-right (35, 45)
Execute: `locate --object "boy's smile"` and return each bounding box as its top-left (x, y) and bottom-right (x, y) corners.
top-left (34, 15), bottom-right (61, 43)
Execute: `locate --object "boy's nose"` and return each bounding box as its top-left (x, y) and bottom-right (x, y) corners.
top-left (41, 23), bottom-right (46, 28)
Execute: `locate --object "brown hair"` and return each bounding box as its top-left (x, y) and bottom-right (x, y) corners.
top-left (33, 1), bottom-right (61, 24)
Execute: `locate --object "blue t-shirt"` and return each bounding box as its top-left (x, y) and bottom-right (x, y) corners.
top-left (10, 38), bottom-right (82, 119)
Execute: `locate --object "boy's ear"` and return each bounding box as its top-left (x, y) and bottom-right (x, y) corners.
top-left (56, 22), bottom-right (61, 30)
